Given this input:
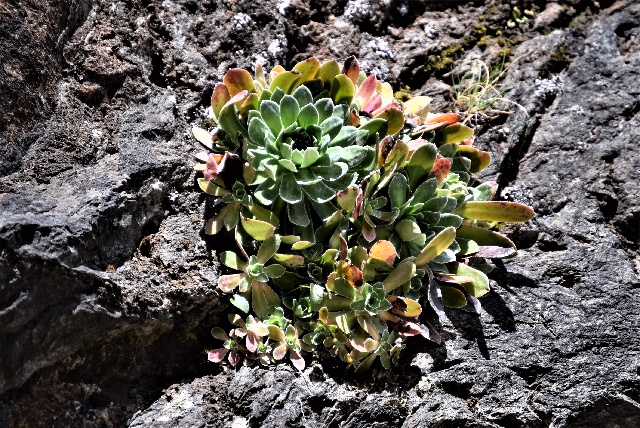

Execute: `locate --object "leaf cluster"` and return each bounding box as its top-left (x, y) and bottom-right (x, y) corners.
top-left (195, 56), bottom-right (534, 372)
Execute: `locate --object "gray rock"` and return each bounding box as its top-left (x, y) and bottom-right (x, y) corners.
top-left (1, 0), bottom-right (639, 427)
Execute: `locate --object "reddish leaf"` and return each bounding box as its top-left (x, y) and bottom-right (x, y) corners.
top-left (208, 348), bottom-right (227, 363)
top-left (353, 75), bottom-right (377, 110)
top-left (428, 155), bottom-right (451, 184)
top-left (341, 56), bottom-right (360, 85)
top-left (223, 69), bottom-right (255, 96)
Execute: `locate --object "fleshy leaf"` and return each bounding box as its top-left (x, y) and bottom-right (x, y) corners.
top-left (264, 264), bottom-right (286, 278)
top-left (257, 235), bottom-right (281, 264)
top-left (375, 107), bottom-right (404, 136)
top-left (220, 251), bottom-right (248, 271)
top-left (330, 74), bottom-right (356, 105)
top-left (390, 296), bottom-right (422, 318)
top-left (273, 253), bottom-right (306, 268)
top-left (192, 127), bottom-right (214, 150)
top-left (353, 75), bottom-right (377, 110)
top-left (414, 227), bottom-right (456, 266)
top-left (395, 219), bottom-right (422, 242)
top-left (205, 203), bottom-right (238, 235)
top-left (270, 71), bottom-right (302, 94)
top-left (428, 155), bottom-right (451, 184)
top-left (240, 216), bottom-right (276, 240)
top-left (453, 201), bottom-right (535, 223)
top-left (437, 124), bottom-right (474, 145)
top-left (198, 178), bottom-right (230, 196)
top-left (230, 294), bottom-right (250, 313)
top-left (252, 281), bottom-right (281, 319)
top-left (280, 173), bottom-right (303, 203)
top-left (280, 95), bottom-right (300, 128)
top-left (317, 60), bottom-right (341, 85)
top-left (407, 143), bottom-right (437, 190)
top-left (369, 240), bottom-right (396, 265)
top-left (457, 145), bottom-right (491, 173)
top-left (292, 57), bottom-right (320, 82)
top-left (403, 96), bottom-right (431, 121)
top-left (448, 263), bottom-right (490, 297)
top-left (383, 260), bottom-right (416, 293)
top-left (298, 104), bottom-right (320, 129)
top-left (208, 349), bottom-right (228, 363)
top-left (211, 83), bottom-right (232, 120)
top-left (440, 285), bottom-right (467, 308)
top-left (223, 69), bottom-right (256, 96)
top-left (218, 273), bottom-right (245, 292)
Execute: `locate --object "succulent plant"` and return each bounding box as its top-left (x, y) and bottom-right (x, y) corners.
top-left (195, 56), bottom-right (535, 372)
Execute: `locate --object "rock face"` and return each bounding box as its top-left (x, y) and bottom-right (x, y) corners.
top-left (1, 0), bottom-right (639, 427)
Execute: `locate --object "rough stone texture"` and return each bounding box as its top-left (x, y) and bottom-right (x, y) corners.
top-left (1, 0), bottom-right (639, 427)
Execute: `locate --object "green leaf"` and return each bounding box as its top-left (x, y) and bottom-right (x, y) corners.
top-left (440, 286), bottom-right (467, 308)
top-left (301, 147), bottom-right (320, 168)
top-left (389, 173), bottom-right (408, 210)
top-left (248, 117), bottom-right (272, 145)
top-left (221, 251), bottom-right (248, 270)
top-left (273, 253), bottom-right (306, 268)
top-left (291, 241), bottom-right (315, 250)
top-left (310, 283), bottom-right (325, 311)
top-left (407, 143), bottom-right (437, 190)
top-left (230, 294), bottom-right (250, 313)
top-left (254, 179), bottom-right (279, 205)
top-left (375, 107), bottom-right (404, 136)
top-left (264, 264), bottom-right (286, 278)
top-left (360, 118), bottom-right (388, 138)
top-left (337, 185), bottom-right (361, 212)
top-left (383, 260), bottom-right (416, 293)
top-left (298, 104), bottom-right (319, 129)
top-left (330, 74), bottom-right (356, 105)
top-left (279, 159), bottom-right (298, 173)
top-left (333, 277), bottom-right (358, 299)
top-left (320, 116), bottom-right (344, 141)
top-left (302, 181), bottom-right (335, 203)
top-left (292, 84), bottom-right (314, 107)
top-left (457, 145), bottom-right (491, 173)
top-left (453, 201), bottom-right (535, 223)
top-left (280, 95), bottom-right (300, 128)
top-left (198, 178), bottom-right (230, 197)
top-left (260, 100), bottom-right (282, 134)
top-left (438, 213), bottom-right (463, 228)
top-left (218, 99), bottom-right (248, 141)
top-left (474, 182), bottom-right (497, 202)
top-left (411, 178), bottom-right (438, 204)
top-left (204, 203), bottom-right (237, 235)
top-left (354, 352), bottom-right (378, 374)
top-left (456, 225), bottom-right (515, 249)
top-left (414, 226), bottom-right (456, 266)
top-left (395, 219), bottom-right (422, 242)
top-left (314, 98), bottom-right (334, 123)
top-left (456, 238), bottom-right (480, 255)
top-left (252, 281), bottom-right (281, 319)
top-left (291, 149), bottom-right (304, 165)
top-left (437, 124), bottom-right (474, 145)
top-left (448, 263), bottom-right (490, 297)
top-left (269, 71), bottom-right (302, 94)
top-left (317, 59), bottom-right (341, 85)
top-left (288, 197), bottom-right (310, 226)
top-left (340, 146), bottom-right (373, 168)
top-left (280, 173), bottom-right (303, 203)
top-left (257, 234), bottom-right (281, 263)
top-left (328, 126), bottom-right (357, 148)
top-left (240, 216), bottom-right (275, 240)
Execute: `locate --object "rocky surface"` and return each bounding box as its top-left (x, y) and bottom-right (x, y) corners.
top-left (1, 0), bottom-right (639, 427)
